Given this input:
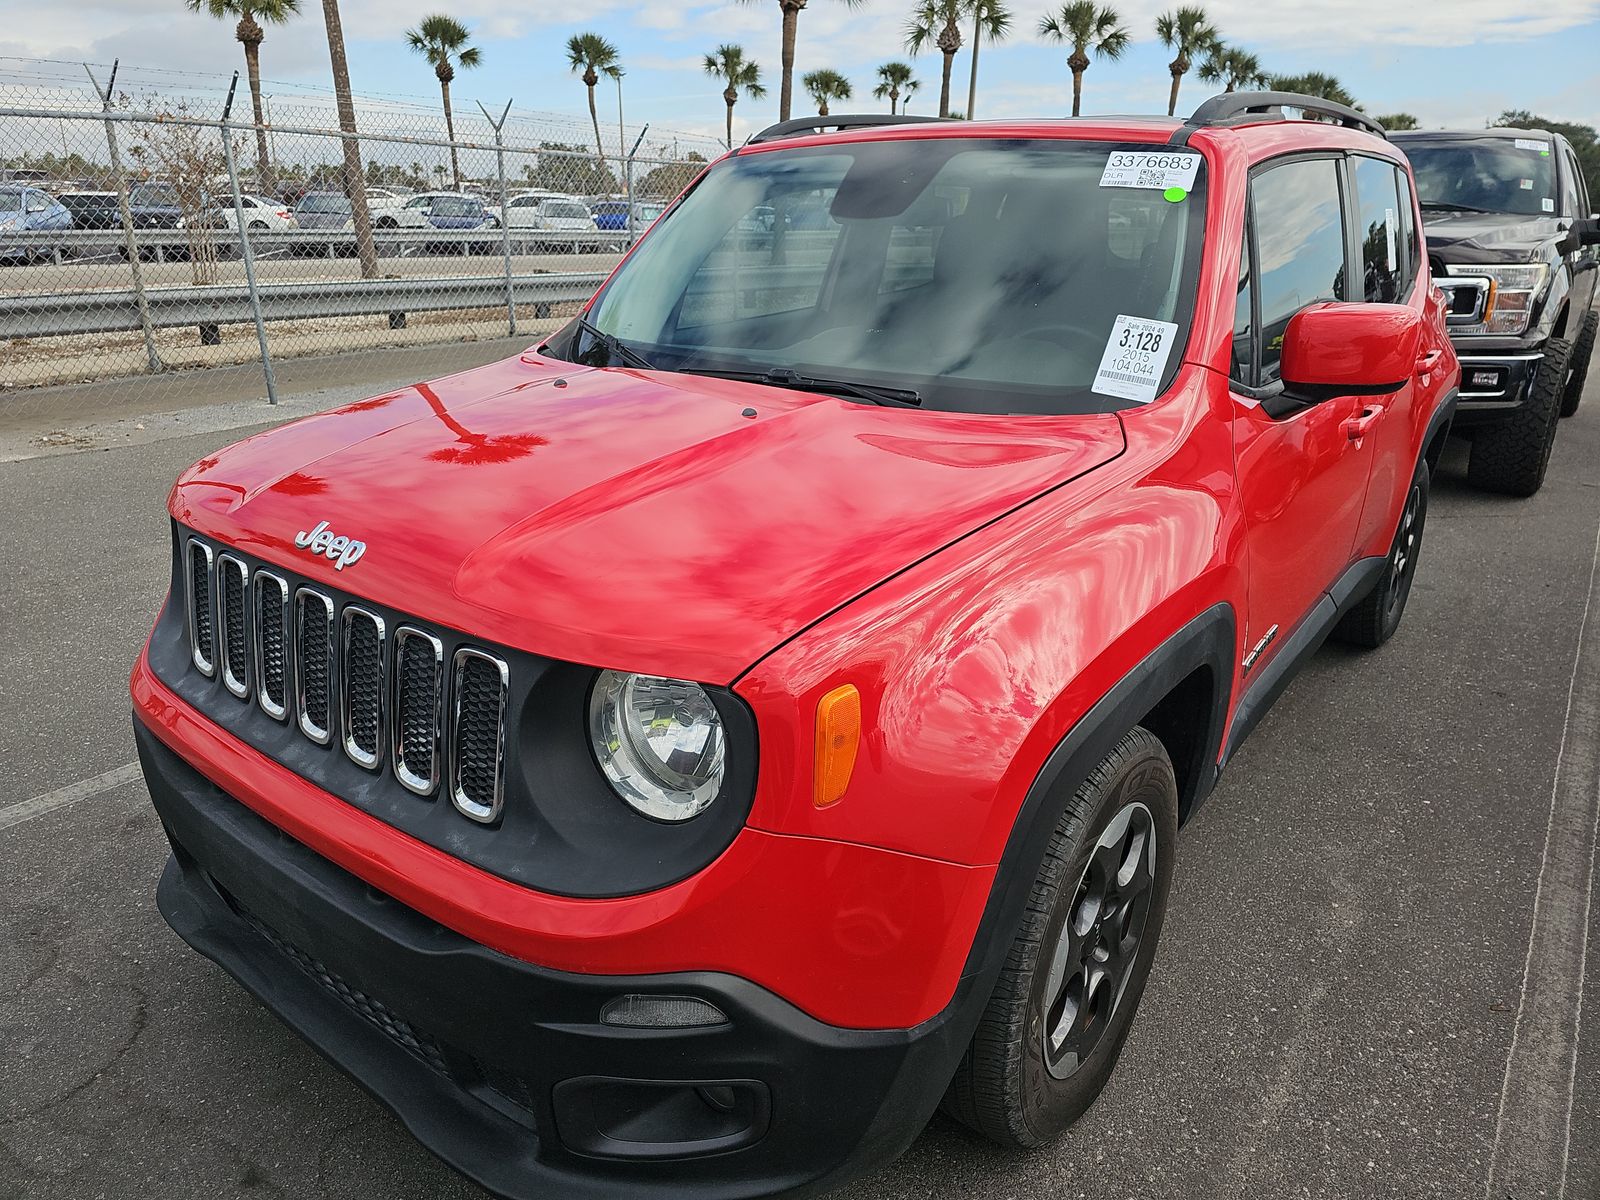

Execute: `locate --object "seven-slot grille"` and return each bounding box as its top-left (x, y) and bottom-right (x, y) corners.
top-left (184, 534), bottom-right (508, 822)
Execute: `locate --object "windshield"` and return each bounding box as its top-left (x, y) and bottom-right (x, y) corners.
top-left (545, 201), bottom-right (591, 219)
top-left (299, 193), bottom-right (350, 213)
top-left (575, 138), bottom-right (1208, 415)
top-left (431, 196), bottom-right (477, 216)
top-left (1400, 135), bottom-right (1557, 217)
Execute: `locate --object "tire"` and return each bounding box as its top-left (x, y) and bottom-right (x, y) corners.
top-left (247, 220), bottom-right (267, 231)
top-left (1466, 336), bottom-right (1572, 497)
top-left (1561, 310), bottom-right (1597, 418)
top-left (942, 727), bottom-right (1178, 1148)
top-left (1333, 459), bottom-right (1429, 649)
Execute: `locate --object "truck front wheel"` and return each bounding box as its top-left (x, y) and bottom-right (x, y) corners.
top-left (942, 726), bottom-right (1178, 1148)
top-left (1466, 336), bottom-right (1572, 497)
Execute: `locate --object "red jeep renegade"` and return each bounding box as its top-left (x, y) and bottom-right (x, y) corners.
top-left (132, 92), bottom-right (1458, 1198)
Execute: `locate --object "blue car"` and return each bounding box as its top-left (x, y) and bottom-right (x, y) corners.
top-left (0, 187), bottom-right (71, 263)
top-left (423, 193), bottom-right (493, 230)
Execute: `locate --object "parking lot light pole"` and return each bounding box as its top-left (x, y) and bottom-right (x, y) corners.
top-left (221, 72), bottom-right (279, 406)
top-left (86, 60), bottom-right (162, 375)
top-left (477, 98), bottom-right (518, 339)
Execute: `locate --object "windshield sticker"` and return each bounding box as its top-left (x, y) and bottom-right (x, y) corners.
top-left (1542, 197), bottom-right (1556, 212)
top-left (1385, 208), bottom-right (1397, 271)
top-left (1099, 152), bottom-right (1201, 192)
top-left (1093, 315), bottom-right (1180, 405)
top-left (1514, 138), bottom-right (1550, 154)
top-left (1520, 179), bottom-right (1535, 190)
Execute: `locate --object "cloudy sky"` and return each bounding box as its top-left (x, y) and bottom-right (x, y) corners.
top-left (4, 0), bottom-right (1599, 150)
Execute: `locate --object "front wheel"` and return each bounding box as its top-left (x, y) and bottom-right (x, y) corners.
top-left (1467, 336), bottom-right (1571, 496)
top-left (942, 726), bottom-right (1177, 1148)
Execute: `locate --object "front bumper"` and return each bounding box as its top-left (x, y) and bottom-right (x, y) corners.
top-left (1449, 351), bottom-right (1544, 426)
top-left (137, 717), bottom-right (975, 1199)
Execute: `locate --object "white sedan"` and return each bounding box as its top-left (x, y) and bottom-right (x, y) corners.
top-left (201, 194), bottom-right (297, 231)
top-left (499, 195), bottom-right (602, 250)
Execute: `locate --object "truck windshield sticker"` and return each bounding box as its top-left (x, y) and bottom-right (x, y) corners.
top-left (1093, 315), bottom-right (1179, 404)
top-left (1514, 138), bottom-right (1551, 154)
top-left (1542, 197), bottom-right (1556, 212)
top-left (1099, 152), bottom-right (1201, 192)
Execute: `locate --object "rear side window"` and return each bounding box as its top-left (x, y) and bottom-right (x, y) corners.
top-left (1251, 157), bottom-right (1347, 381)
top-left (1352, 156), bottom-right (1404, 303)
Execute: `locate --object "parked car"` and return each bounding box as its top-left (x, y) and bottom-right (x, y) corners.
top-left (126, 181), bottom-right (195, 230)
top-left (501, 194), bottom-right (599, 249)
top-left (134, 94), bottom-right (1457, 1200)
top-left (412, 191), bottom-right (495, 230)
top-left (292, 190), bottom-right (353, 230)
top-left (56, 190), bottom-right (122, 230)
top-left (0, 186), bottom-right (72, 262)
top-left (196, 193), bottom-right (297, 232)
top-left (1392, 127), bottom-right (1600, 495)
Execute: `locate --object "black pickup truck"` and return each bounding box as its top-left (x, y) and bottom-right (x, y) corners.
top-left (1393, 128), bottom-right (1600, 495)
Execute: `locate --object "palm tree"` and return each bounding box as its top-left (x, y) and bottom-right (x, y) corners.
top-left (318, 0), bottom-right (376, 277)
top-left (905, 0), bottom-right (968, 119)
top-left (1375, 112), bottom-right (1419, 131)
top-left (1268, 71), bottom-right (1358, 108)
top-left (963, 0), bottom-right (1010, 120)
top-left (1154, 6), bottom-right (1217, 117)
top-left (1197, 44), bottom-right (1263, 93)
top-left (185, 0), bottom-right (299, 196)
top-left (873, 61), bottom-right (917, 114)
top-left (1038, 2), bottom-right (1130, 117)
top-left (803, 68), bottom-right (853, 117)
top-left (568, 33), bottom-right (620, 165)
top-left (737, 0), bottom-right (864, 123)
top-left (704, 44), bottom-right (766, 150)
top-left (404, 14), bottom-right (481, 190)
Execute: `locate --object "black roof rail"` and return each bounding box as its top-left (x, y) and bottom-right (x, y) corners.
top-left (747, 114), bottom-right (951, 145)
top-left (1186, 91), bottom-right (1387, 139)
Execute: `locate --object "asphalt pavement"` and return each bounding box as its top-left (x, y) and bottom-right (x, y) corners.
top-left (2, 365), bottom-right (1597, 1200)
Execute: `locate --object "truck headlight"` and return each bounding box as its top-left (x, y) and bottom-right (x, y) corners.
top-left (1446, 263), bottom-right (1549, 335)
top-left (589, 670), bottom-right (726, 822)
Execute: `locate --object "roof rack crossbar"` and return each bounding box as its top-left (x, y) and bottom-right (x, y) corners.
top-left (747, 114), bottom-right (951, 145)
top-left (1186, 91), bottom-right (1387, 139)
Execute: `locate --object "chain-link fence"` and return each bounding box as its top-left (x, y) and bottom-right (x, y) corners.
top-left (0, 60), bottom-right (721, 406)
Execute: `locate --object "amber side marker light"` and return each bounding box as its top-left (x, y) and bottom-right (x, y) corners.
top-left (814, 683), bottom-right (861, 808)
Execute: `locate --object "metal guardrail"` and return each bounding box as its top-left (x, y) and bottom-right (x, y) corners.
top-left (0, 271), bottom-right (609, 339)
top-left (1, 227), bottom-right (632, 263)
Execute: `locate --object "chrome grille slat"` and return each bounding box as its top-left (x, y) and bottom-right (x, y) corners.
top-left (186, 539), bottom-right (216, 677)
top-left (340, 606), bottom-right (386, 770)
top-left (295, 588), bottom-right (335, 745)
top-left (450, 648), bottom-right (509, 823)
top-left (254, 571), bottom-right (291, 720)
top-left (392, 628), bottom-right (443, 796)
top-left (217, 555), bottom-right (250, 699)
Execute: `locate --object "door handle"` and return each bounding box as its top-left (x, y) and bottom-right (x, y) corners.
top-left (1343, 404), bottom-right (1385, 442)
top-left (1416, 349), bottom-right (1443, 376)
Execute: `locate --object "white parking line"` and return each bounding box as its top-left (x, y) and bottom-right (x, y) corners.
top-left (0, 761), bottom-right (143, 833)
top-left (1487, 515), bottom-right (1600, 1200)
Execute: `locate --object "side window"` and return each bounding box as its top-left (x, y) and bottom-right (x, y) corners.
top-left (1560, 146), bottom-right (1584, 218)
top-left (1352, 156), bottom-right (1403, 303)
top-left (1232, 231), bottom-right (1254, 385)
top-left (1251, 157), bottom-right (1348, 381)
top-left (1395, 166), bottom-right (1421, 287)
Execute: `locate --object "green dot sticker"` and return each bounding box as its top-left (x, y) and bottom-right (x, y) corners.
top-left (1163, 186), bottom-right (1188, 203)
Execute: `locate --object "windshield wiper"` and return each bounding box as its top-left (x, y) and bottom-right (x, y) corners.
top-left (573, 316), bottom-right (656, 370)
top-left (681, 366), bottom-right (922, 408)
top-left (1419, 201), bottom-right (1496, 214)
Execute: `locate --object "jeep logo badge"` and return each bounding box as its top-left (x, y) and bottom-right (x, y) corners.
top-left (294, 520), bottom-right (367, 571)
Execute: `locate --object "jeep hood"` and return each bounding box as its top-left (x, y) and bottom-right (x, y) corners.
top-left (1419, 210), bottom-right (1562, 263)
top-left (171, 356), bottom-right (1123, 682)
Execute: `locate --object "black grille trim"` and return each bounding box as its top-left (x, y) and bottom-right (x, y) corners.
top-left (217, 554), bottom-right (251, 700)
top-left (254, 571), bottom-right (291, 721)
top-left (340, 606), bottom-right (386, 770)
top-left (295, 588), bottom-right (335, 746)
top-left (186, 539), bottom-right (216, 677)
top-left (392, 627), bottom-right (444, 797)
top-left (450, 648), bottom-right (508, 824)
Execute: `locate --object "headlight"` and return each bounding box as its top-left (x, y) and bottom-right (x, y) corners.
top-left (589, 670), bottom-right (726, 821)
top-left (1446, 263), bottom-right (1549, 335)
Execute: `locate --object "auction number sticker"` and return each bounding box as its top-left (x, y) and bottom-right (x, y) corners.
top-left (1093, 315), bottom-right (1180, 404)
top-left (1514, 138), bottom-right (1550, 154)
top-left (1099, 151), bottom-right (1201, 192)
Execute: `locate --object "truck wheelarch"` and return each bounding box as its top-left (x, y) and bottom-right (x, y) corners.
top-left (1560, 310), bottom-right (1597, 418)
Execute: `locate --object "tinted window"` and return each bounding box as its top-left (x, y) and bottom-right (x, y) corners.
top-left (298, 193), bottom-right (350, 214)
top-left (1252, 157), bottom-right (1347, 380)
top-left (1400, 135), bottom-right (1556, 217)
top-left (1352, 156), bottom-right (1403, 303)
top-left (1559, 146), bottom-right (1582, 218)
top-left (1232, 233), bottom-right (1254, 384)
top-left (1396, 168), bottom-right (1421, 284)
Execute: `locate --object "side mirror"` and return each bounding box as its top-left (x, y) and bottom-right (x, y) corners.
top-left (1272, 302), bottom-right (1422, 416)
top-left (1578, 215), bottom-right (1600, 248)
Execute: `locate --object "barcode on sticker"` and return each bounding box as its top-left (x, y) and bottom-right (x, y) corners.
top-left (1099, 152), bottom-right (1201, 192)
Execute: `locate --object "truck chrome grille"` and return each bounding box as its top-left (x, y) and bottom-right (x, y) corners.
top-left (181, 534), bottom-right (511, 826)
top-left (451, 648), bottom-right (509, 823)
